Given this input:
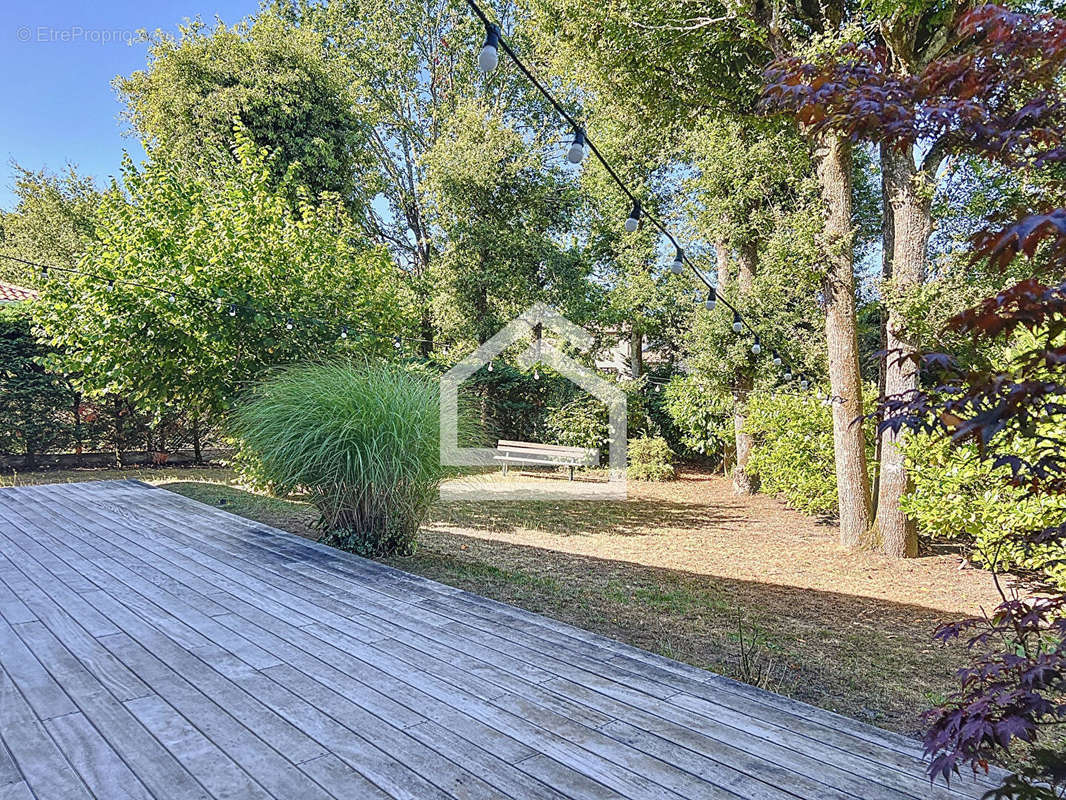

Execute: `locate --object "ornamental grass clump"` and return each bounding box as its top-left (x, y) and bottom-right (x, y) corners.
top-left (233, 361), bottom-right (443, 557)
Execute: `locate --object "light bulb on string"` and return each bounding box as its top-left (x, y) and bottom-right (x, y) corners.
top-left (285, 318), bottom-right (294, 330)
top-left (339, 325), bottom-right (348, 339)
top-left (487, 360), bottom-right (494, 372)
top-left (393, 336), bottom-right (402, 350)
top-left (107, 280), bottom-right (115, 292)
top-left (751, 336), bottom-right (761, 355)
top-left (704, 287), bottom-right (716, 311)
top-left (168, 293), bottom-right (176, 304)
top-left (228, 304), bottom-right (237, 317)
top-left (655, 384), bottom-right (661, 393)
top-left (624, 200), bottom-right (641, 233)
top-left (533, 367), bottom-right (540, 381)
top-left (670, 247), bottom-right (684, 275)
top-left (732, 310), bottom-right (742, 334)
top-left (783, 367), bottom-right (792, 381)
top-left (772, 351), bottom-right (782, 366)
top-left (567, 128), bottom-right (586, 164)
top-left (799, 376), bottom-right (809, 390)
top-left (478, 24), bottom-right (500, 73)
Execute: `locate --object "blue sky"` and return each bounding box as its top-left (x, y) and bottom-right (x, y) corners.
top-left (0, 0), bottom-right (259, 210)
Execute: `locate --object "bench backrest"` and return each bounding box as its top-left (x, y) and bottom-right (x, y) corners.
top-left (496, 440), bottom-right (600, 466)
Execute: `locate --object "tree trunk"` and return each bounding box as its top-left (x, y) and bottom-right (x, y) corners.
top-left (731, 241), bottom-right (758, 494)
top-left (874, 145), bottom-right (931, 558)
top-left (191, 415), bottom-right (203, 465)
top-left (732, 373), bottom-right (758, 494)
top-left (736, 242), bottom-right (756, 294)
top-left (715, 241), bottom-right (731, 290)
top-left (815, 134), bottom-right (873, 548)
top-left (629, 327), bottom-right (643, 379)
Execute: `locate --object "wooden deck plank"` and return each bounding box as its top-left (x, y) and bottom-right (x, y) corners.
top-left (0, 666), bottom-right (92, 800)
top-left (66, 490), bottom-right (789, 799)
top-left (44, 711), bottom-right (154, 800)
top-left (0, 480), bottom-right (998, 800)
top-left (68, 482), bottom-right (967, 800)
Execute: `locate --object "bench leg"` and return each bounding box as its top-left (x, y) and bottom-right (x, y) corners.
top-left (502, 463), bottom-right (508, 477)
top-left (568, 465), bottom-right (574, 481)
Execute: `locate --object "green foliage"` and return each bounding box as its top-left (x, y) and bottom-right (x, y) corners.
top-left (662, 374), bottom-right (732, 461)
top-left (116, 15), bottom-right (373, 208)
top-left (0, 306), bottom-right (76, 463)
top-left (233, 361), bottom-right (444, 557)
top-left (31, 134), bottom-right (405, 430)
top-left (421, 100), bottom-right (595, 347)
top-left (744, 388), bottom-right (877, 516)
top-left (0, 165), bottom-right (107, 286)
top-left (902, 434), bottom-right (1066, 588)
top-left (545, 395), bottom-right (608, 450)
top-left (627, 435), bottom-right (676, 481)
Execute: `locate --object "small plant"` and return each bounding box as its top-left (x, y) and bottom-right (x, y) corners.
top-left (233, 360), bottom-right (444, 557)
top-left (627, 435), bottom-right (676, 481)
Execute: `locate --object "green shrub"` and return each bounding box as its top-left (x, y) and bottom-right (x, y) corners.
top-left (662, 375), bottom-right (732, 462)
top-left (545, 395), bottom-right (608, 450)
top-left (627, 435), bottom-right (676, 481)
top-left (743, 388), bottom-right (876, 516)
top-left (902, 433), bottom-right (1066, 588)
top-left (233, 361), bottom-right (444, 557)
top-left (0, 305), bottom-right (77, 464)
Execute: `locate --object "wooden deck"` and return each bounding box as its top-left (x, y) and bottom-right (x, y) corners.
top-left (0, 480), bottom-right (995, 799)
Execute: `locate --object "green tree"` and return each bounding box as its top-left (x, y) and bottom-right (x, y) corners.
top-left (274, 0), bottom-right (554, 353)
top-left (31, 136), bottom-right (406, 456)
top-left (0, 305), bottom-right (77, 466)
top-left (420, 100), bottom-right (595, 348)
top-left (530, 0), bottom-right (877, 546)
top-left (682, 116), bottom-right (817, 494)
top-left (116, 14), bottom-right (374, 210)
top-left (0, 165), bottom-right (107, 286)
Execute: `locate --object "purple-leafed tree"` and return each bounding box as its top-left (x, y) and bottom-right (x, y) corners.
top-left (770, 4), bottom-right (1066, 792)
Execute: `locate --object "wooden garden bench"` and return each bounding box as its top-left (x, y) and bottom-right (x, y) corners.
top-left (494, 440), bottom-right (599, 481)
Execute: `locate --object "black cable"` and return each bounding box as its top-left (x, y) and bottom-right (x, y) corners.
top-left (0, 252), bottom-right (435, 346)
top-left (466, 0), bottom-right (786, 353)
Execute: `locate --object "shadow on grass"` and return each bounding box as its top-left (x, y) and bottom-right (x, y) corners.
top-left (431, 497), bottom-right (747, 537)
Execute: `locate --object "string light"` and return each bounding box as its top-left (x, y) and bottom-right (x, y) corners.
top-left (339, 325), bottom-right (348, 339)
top-left (704, 287), bottom-right (716, 311)
top-left (533, 368), bottom-right (540, 380)
top-left (285, 318), bottom-right (294, 330)
top-left (751, 336), bottom-right (761, 355)
top-left (168, 293), bottom-right (176, 303)
top-left (459, 0), bottom-right (814, 396)
top-left (670, 247), bottom-right (684, 275)
top-left (783, 367), bottom-right (793, 381)
top-left (625, 200), bottom-right (641, 233)
top-left (478, 24), bottom-right (500, 72)
top-left (799, 375), bottom-right (809, 390)
top-left (487, 360), bottom-right (494, 372)
top-left (228, 304), bottom-right (237, 317)
top-left (567, 128), bottom-right (586, 164)
top-left (772, 351), bottom-right (782, 366)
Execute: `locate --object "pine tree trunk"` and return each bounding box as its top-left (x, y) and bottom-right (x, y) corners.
top-left (629, 327), bottom-right (643, 379)
top-left (732, 374), bottom-right (758, 494)
top-left (874, 146), bottom-right (930, 558)
top-left (731, 241), bottom-right (758, 495)
top-left (815, 134), bottom-right (873, 548)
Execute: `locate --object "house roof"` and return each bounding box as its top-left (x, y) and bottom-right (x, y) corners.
top-left (0, 282), bottom-right (38, 304)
